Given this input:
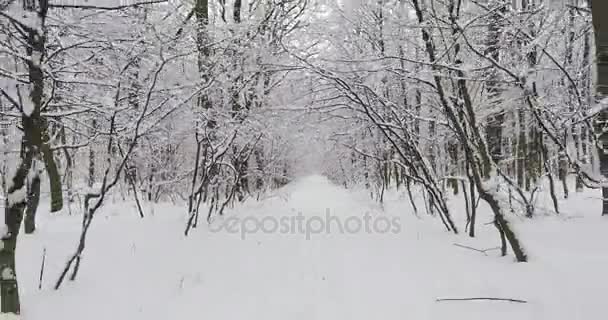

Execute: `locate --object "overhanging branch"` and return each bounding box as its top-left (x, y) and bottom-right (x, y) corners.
top-left (48, 0), bottom-right (167, 10)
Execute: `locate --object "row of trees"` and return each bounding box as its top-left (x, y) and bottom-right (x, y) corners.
top-left (296, 0), bottom-right (606, 262)
top-left (0, 0), bottom-right (310, 315)
top-left (1, 0), bottom-right (607, 316)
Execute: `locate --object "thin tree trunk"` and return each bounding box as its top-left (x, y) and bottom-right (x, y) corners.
top-left (540, 132), bottom-right (560, 214)
top-left (88, 119), bottom-right (97, 188)
top-left (467, 162), bottom-right (477, 238)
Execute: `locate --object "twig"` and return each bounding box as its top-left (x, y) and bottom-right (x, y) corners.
top-left (436, 297), bottom-right (527, 303)
top-left (566, 4), bottom-right (591, 14)
top-left (38, 247), bottom-right (46, 290)
top-left (453, 243), bottom-right (501, 256)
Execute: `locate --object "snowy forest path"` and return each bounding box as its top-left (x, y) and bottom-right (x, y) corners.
top-left (180, 175), bottom-right (536, 320)
top-left (17, 175), bottom-right (608, 320)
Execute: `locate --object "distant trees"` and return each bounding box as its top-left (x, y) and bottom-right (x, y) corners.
top-left (183, 0), bottom-right (308, 234)
top-left (1, 4), bottom-right (606, 317)
top-left (0, 0), bottom-right (311, 313)
top-left (292, 0), bottom-right (603, 261)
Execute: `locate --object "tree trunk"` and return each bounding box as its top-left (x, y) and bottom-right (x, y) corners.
top-left (591, 0), bottom-right (608, 215)
top-left (88, 119), bottom-right (96, 188)
top-left (24, 171), bottom-right (41, 234)
top-left (234, 0), bottom-right (242, 23)
top-left (481, 189), bottom-right (527, 261)
top-left (484, 0), bottom-right (506, 170)
top-left (0, 148), bottom-right (33, 314)
top-left (1, 0), bottom-right (64, 313)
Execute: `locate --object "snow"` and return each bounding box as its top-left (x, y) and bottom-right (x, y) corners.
top-left (586, 97), bottom-right (608, 121)
top-left (6, 186), bottom-right (26, 207)
top-left (5, 1), bottom-right (41, 32)
top-left (1, 267), bottom-right (15, 280)
top-left (0, 225), bottom-right (8, 239)
top-left (20, 85), bottom-right (35, 117)
top-left (16, 175), bottom-right (608, 320)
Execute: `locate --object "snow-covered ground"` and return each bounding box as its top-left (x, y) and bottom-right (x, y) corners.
top-left (17, 175), bottom-right (608, 319)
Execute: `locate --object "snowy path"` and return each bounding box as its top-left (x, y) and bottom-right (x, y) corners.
top-left (17, 175), bottom-right (608, 320)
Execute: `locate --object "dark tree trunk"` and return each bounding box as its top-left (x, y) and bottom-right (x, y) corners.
top-left (1, 149), bottom-right (32, 314)
top-left (484, 0), bottom-right (507, 169)
top-left (24, 172), bottom-right (41, 234)
top-left (88, 119), bottom-right (97, 188)
top-left (591, 0), bottom-right (608, 215)
top-left (234, 0), bottom-right (242, 23)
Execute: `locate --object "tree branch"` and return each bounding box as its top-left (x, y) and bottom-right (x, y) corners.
top-left (48, 0), bottom-right (167, 11)
top-left (436, 297), bottom-right (527, 303)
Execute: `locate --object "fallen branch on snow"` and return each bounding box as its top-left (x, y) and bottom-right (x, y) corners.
top-left (436, 297), bottom-right (527, 303)
top-left (453, 243), bottom-right (501, 256)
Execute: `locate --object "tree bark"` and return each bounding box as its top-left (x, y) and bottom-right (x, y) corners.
top-left (24, 172), bottom-right (41, 234)
top-left (234, 0), bottom-right (242, 23)
top-left (1, 0), bottom-right (64, 313)
top-left (591, 0), bottom-right (608, 215)
top-left (0, 149), bottom-right (32, 314)
top-left (485, 1), bottom-right (506, 167)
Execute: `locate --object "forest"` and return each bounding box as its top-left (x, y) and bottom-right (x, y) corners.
top-left (1, 0), bottom-right (607, 319)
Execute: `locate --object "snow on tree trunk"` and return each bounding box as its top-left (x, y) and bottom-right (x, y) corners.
top-left (1, 150), bottom-right (33, 315)
top-left (0, 0), bottom-right (65, 314)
